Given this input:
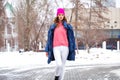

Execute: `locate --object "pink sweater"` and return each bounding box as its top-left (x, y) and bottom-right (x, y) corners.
top-left (53, 22), bottom-right (68, 47)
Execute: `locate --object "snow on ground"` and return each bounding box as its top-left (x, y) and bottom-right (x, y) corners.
top-left (73, 48), bottom-right (120, 65)
top-left (0, 48), bottom-right (120, 70)
top-left (0, 51), bottom-right (49, 69)
top-left (111, 69), bottom-right (120, 77)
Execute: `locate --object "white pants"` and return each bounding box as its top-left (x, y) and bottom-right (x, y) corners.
top-left (53, 46), bottom-right (69, 80)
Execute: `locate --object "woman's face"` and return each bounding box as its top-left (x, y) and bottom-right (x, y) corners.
top-left (58, 13), bottom-right (64, 21)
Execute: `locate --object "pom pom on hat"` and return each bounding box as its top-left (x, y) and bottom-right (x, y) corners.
top-left (57, 8), bottom-right (65, 16)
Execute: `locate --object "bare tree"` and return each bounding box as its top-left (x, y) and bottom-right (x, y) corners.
top-left (14, 0), bottom-right (40, 51)
top-left (28, 1), bottom-right (54, 51)
top-left (0, 0), bottom-right (5, 50)
top-left (70, 0), bottom-right (109, 53)
top-left (14, 0), bottom-right (54, 51)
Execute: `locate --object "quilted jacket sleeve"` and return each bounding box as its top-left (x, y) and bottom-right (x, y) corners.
top-left (68, 24), bottom-right (76, 50)
top-left (45, 29), bottom-right (51, 52)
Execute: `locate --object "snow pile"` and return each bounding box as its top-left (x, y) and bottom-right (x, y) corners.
top-left (0, 51), bottom-right (49, 68)
top-left (71, 48), bottom-right (120, 66)
top-left (0, 48), bottom-right (120, 68)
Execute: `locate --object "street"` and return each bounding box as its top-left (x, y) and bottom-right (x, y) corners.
top-left (0, 64), bottom-right (120, 80)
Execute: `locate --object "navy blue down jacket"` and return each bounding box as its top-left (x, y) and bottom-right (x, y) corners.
top-left (45, 21), bottom-right (76, 64)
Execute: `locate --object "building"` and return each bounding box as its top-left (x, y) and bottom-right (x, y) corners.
top-left (65, 7), bottom-right (120, 50)
top-left (104, 7), bottom-right (120, 49)
top-left (3, 1), bottom-right (18, 51)
top-left (104, 7), bottom-right (120, 38)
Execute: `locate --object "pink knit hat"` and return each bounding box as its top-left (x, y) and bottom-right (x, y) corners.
top-left (57, 8), bottom-right (65, 16)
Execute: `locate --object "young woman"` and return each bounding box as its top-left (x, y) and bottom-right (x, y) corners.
top-left (45, 8), bottom-right (76, 80)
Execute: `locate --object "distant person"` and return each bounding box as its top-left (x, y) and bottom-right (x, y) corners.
top-left (45, 8), bottom-right (76, 80)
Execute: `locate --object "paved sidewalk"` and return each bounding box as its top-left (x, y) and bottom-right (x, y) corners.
top-left (0, 65), bottom-right (120, 80)
top-left (36, 65), bottom-right (120, 80)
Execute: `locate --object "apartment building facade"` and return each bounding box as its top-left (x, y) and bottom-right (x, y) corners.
top-left (3, 1), bottom-right (17, 51)
top-left (104, 7), bottom-right (120, 49)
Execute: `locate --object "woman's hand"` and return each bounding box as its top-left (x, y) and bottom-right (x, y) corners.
top-left (46, 52), bottom-right (48, 57)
